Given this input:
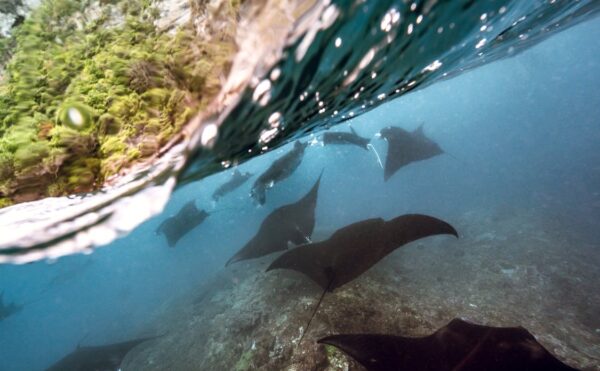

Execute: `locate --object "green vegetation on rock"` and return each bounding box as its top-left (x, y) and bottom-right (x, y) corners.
top-left (324, 345), bottom-right (349, 369)
top-left (233, 347), bottom-right (255, 371)
top-left (0, 0), bottom-right (239, 206)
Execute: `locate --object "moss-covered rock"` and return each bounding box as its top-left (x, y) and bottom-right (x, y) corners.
top-left (57, 102), bottom-right (96, 130)
top-left (13, 141), bottom-right (49, 168)
top-left (0, 0), bottom-right (242, 207)
top-left (138, 134), bottom-right (159, 157)
top-left (65, 156), bottom-right (100, 192)
top-left (97, 112), bottom-right (121, 135)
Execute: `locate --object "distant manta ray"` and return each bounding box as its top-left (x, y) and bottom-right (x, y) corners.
top-left (226, 172), bottom-right (322, 266)
top-left (267, 214), bottom-right (458, 340)
top-left (378, 125), bottom-right (444, 181)
top-left (322, 126), bottom-right (384, 168)
top-left (0, 292), bottom-right (23, 321)
top-left (46, 336), bottom-right (158, 371)
top-left (318, 318), bottom-right (577, 371)
top-left (321, 126), bottom-right (371, 150)
top-left (156, 201), bottom-right (209, 247)
top-left (212, 169), bottom-right (252, 201)
top-left (250, 141), bottom-right (308, 205)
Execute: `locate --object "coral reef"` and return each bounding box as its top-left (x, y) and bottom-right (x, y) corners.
top-left (0, 0), bottom-right (241, 207)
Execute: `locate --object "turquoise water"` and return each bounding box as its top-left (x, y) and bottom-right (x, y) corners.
top-left (1, 1), bottom-right (600, 370)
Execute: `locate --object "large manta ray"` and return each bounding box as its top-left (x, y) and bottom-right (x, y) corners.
top-left (46, 336), bottom-right (157, 371)
top-left (318, 318), bottom-right (577, 371)
top-left (212, 169), bottom-right (252, 201)
top-left (321, 127), bottom-right (370, 150)
top-left (267, 214), bottom-right (458, 339)
top-left (379, 125), bottom-right (443, 181)
top-left (250, 141), bottom-right (308, 205)
top-left (226, 173), bottom-right (322, 266)
top-left (155, 201), bottom-right (208, 247)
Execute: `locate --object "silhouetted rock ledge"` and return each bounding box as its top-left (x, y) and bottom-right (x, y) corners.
top-left (123, 207), bottom-right (600, 370)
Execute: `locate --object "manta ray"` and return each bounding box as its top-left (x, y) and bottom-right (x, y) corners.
top-left (0, 292), bottom-right (23, 321)
top-left (378, 125), bottom-right (443, 181)
top-left (46, 336), bottom-right (157, 371)
top-left (321, 127), bottom-right (371, 150)
top-left (250, 141), bottom-right (308, 205)
top-left (318, 318), bottom-right (577, 371)
top-left (267, 214), bottom-right (458, 340)
top-left (226, 172), bottom-right (322, 266)
top-left (212, 169), bottom-right (252, 201)
top-left (155, 201), bottom-right (208, 247)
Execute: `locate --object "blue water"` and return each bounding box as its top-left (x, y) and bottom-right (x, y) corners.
top-left (1, 15), bottom-right (600, 371)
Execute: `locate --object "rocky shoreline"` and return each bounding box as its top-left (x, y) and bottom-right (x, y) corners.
top-left (0, 0), bottom-right (240, 207)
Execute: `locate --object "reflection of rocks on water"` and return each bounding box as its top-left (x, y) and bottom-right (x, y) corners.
top-left (124, 207), bottom-right (600, 370)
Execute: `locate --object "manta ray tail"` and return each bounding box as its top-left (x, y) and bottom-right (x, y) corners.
top-left (299, 269), bottom-right (335, 343)
top-left (224, 255), bottom-right (239, 267)
top-left (367, 143), bottom-right (384, 169)
top-left (22, 296), bottom-right (44, 307)
top-left (444, 151), bottom-right (470, 168)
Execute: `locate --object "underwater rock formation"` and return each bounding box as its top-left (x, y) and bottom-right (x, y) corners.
top-left (121, 207), bottom-right (600, 370)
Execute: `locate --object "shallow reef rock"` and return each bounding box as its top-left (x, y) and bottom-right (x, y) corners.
top-left (123, 207), bottom-right (600, 370)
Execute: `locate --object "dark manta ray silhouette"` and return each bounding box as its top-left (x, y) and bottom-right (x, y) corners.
top-left (250, 140), bottom-right (308, 205)
top-left (322, 127), bottom-right (370, 150)
top-left (46, 336), bottom-right (157, 371)
top-left (212, 169), bottom-right (252, 201)
top-left (267, 214), bottom-right (458, 340)
top-left (226, 172), bottom-right (322, 266)
top-left (318, 318), bottom-right (577, 371)
top-left (379, 125), bottom-right (443, 181)
top-left (155, 201), bottom-right (208, 247)
top-left (0, 292), bottom-right (23, 321)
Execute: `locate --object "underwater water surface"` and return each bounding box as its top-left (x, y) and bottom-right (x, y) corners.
top-left (1, 1), bottom-right (600, 371)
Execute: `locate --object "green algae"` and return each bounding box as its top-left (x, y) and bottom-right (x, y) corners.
top-left (233, 347), bottom-right (255, 371)
top-left (0, 196), bottom-right (12, 207)
top-left (0, 0), bottom-right (240, 206)
top-left (324, 345), bottom-right (349, 369)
